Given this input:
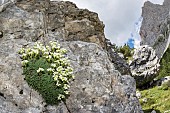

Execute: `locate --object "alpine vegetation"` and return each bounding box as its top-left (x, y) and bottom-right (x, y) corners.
top-left (18, 41), bottom-right (74, 105)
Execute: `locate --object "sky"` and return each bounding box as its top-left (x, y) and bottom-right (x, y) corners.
top-left (61, 0), bottom-right (164, 48)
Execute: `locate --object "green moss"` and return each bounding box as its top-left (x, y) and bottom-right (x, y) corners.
top-left (139, 86), bottom-right (170, 112)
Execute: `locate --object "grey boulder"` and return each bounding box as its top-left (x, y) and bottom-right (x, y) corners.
top-left (130, 45), bottom-right (160, 87)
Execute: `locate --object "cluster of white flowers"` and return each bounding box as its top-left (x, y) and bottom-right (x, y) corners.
top-left (19, 41), bottom-right (74, 101)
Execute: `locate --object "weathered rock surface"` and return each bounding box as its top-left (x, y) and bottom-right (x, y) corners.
top-left (106, 40), bottom-right (131, 75)
top-left (0, 0), bottom-right (106, 47)
top-left (130, 45), bottom-right (160, 87)
top-left (63, 41), bottom-right (142, 113)
top-left (140, 0), bottom-right (170, 58)
top-left (151, 76), bottom-right (170, 87)
top-left (0, 0), bottom-right (143, 113)
top-left (0, 38), bottom-right (142, 113)
top-left (0, 0), bottom-right (129, 76)
top-left (159, 76), bottom-right (170, 85)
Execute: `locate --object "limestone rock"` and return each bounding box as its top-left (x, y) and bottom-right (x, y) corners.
top-left (49, 0), bottom-right (106, 49)
top-left (0, 38), bottom-right (142, 113)
top-left (0, 0), bottom-right (143, 113)
top-left (140, 0), bottom-right (170, 58)
top-left (0, 0), bottom-right (106, 47)
top-left (62, 41), bottom-right (142, 113)
top-left (0, 0), bottom-right (130, 76)
top-left (130, 45), bottom-right (160, 87)
top-left (0, 39), bottom-right (143, 113)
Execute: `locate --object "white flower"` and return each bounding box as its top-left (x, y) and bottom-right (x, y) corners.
top-left (56, 81), bottom-right (61, 86)
top-left (58, 94), bottom-right (65, 100)
top-left (21, 60), bottom-right (29, 66)
top-left (51, 63), bottom-right (57, 68)
top-left (50, 41), bottom-right (60, 51)
top-left (41, 46), bottom-right (47, 53)
top-left (49, 55), bottom-right (52, 59)
top-left (66, 67), bottom-right (73, 72)
top-left (64, 91), bottom-right (69, 95)
top-left (49, 41), bottom-right (57, 46)
top-left (22, 53), bottom-right (27, 59)
top-left (56, 45), bottom-right (60, 50)
top-left (46, 55), bottom-right (52, 62)
top-left (59, 76), bottom-right (68, 82)
top-left (53, 72), bottom-right (59, 81)
top-left (72, 75), bottom-right (75, 79)
top-left (53, 75), bottom-right (58, 81)
top-left (18, 48), bottom-right (25, 54)
top-left (26, 48), bottom-right (31, 53)
top-left (34, 42), bottom-right (43, 50)
top-left (46, 46), bottom-right (51, 51)
top-left (57, 66), bottom-right (63, 72)
top-left (51, 45), bottom-right (57, 50)
top-left (19, 41), bottom-right (73, 102)
top-left (37, 68), bottom-right (44, 73)
top-left (67, 71), bottom-right (73, 76)
top-left (30, 49), bottom-right (39, 57)
top-left (28, 51), bottom-right (34, 56)
top-left (47, 68), bottom-right (54, 72)
top-left (63, 84), bottom-right (70, 89)
top-left (54, 60), bottom-right (60, 64)
top-left (61, 48), bottom-right (67, 53)
top-left (52, 52), bottom-right (61, 59)
top-left (44, 51), bottom-right (49, 56)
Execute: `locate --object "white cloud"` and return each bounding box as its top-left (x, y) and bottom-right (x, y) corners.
top-left (57, 0), bottom-right (164, 46)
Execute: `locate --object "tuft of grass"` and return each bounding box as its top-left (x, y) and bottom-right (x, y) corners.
top-left (139, 86), bottom-right (170, 113)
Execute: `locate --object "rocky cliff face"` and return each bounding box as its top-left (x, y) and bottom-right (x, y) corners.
top-left (140, 0), bottom-right (170, 59)
top-left (130, 0), bottom-right (170, 87)
top-left (0, 0), bottom-right (130, 75)
top-left (0, 0), bottom-right (142, 113)
top-left (0, 0), bottom-right (106, 47)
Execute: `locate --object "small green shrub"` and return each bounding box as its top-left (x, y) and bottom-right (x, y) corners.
top-left (19, 41), bottom-right (74, 105)
top-left (156, 45), bottom-right (170, 80)
top-left (117, 44), bottom-right (134, 61)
